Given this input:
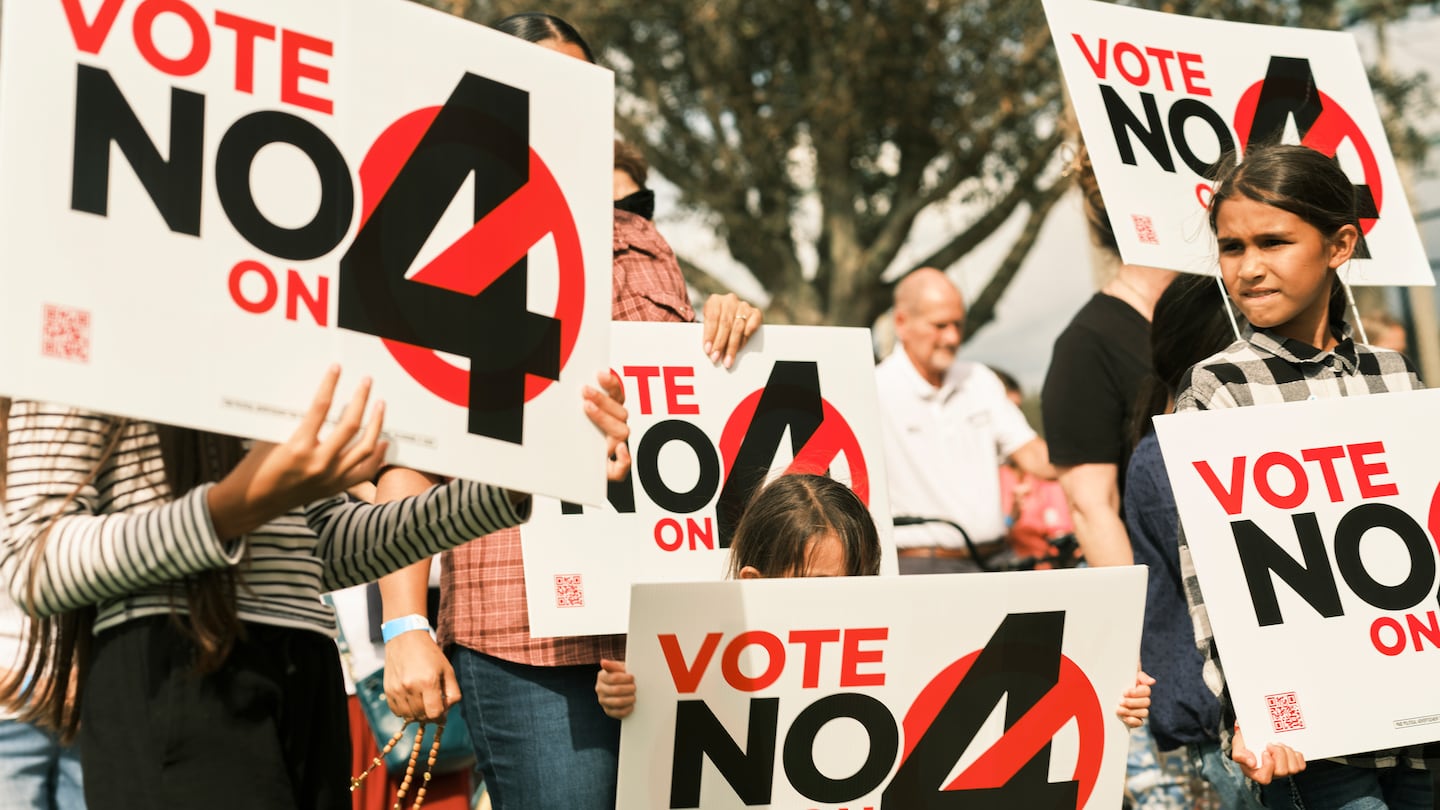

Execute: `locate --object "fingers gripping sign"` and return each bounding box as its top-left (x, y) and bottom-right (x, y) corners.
top-left (701, 293), bottom-right (763, 369)
top-left (208, 365), bottom-right (389, 539)
top-left (1232, 725), bottom-right (1306, 785)
top-left (596, 658), bottom-right (637, 719)
top-left (585, 369), bottom-right (632, 482)
top-left (1115, 669), bottom-right (1155, 728)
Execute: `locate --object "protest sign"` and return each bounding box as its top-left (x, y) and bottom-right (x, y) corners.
top-left (0, 0), bottom-right (614, 503)
top-left (617, 567), bottom-right (1146, 809)
top-left (1043, 0), bottom-right (1430, 286)
top-left (523, 322), bottom-right (898, 638)
top-left (1155, 389), bottom-right (1440, 758)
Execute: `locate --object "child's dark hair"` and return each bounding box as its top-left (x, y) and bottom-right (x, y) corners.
top-left (493, 12), bottom-right (596, 63)
top-left (1128, 274), bottom-right (1236, 447)
top-left (727, 474), bottom-right (881, 578)
top-left (1207, 144), bottom-right (1366, 336)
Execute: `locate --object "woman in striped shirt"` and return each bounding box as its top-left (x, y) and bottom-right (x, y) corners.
top-left (0, 366), bottom-right (631, 810)
top-left (1175, 144), bottom-right (1429, 809)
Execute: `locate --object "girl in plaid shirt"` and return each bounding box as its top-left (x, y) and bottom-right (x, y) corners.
top-left (1175, 144), bottom-right (1428, 809)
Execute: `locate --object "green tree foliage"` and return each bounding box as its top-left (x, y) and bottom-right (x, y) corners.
top-left (412, 0), bottom-right (1433, 334)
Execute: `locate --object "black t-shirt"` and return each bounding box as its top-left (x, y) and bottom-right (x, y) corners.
top-left (1041, 293), bottom-right (1151, 485)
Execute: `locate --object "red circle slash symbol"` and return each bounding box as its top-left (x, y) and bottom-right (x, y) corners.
top-left (718, 391), bottom-right (870, 504)
top-left (356, 106), bottom-right (585, 408)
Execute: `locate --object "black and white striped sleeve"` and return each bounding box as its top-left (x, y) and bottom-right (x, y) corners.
top-left (307, 479), bottom-right (530, 591)
top-left (1, 403), bottom-right (242, 617)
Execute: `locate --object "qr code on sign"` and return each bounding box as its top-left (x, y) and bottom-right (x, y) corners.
top-left (1131, 214), bottom-right (1159, 245)
top-left (554, 574), bottom-right (585, 609)
top-left (42, 304), bottom-right (91, 363)
top-left (1267, 692), bottom-right (1305, 733)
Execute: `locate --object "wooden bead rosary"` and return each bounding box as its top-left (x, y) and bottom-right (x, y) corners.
top-left (349, 719), bottom-right (447, 810)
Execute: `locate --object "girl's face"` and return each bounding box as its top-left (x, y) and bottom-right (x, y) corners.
top-left (1214, 195), bottom-right (1357, 350)
top-left (737, 531), bottom-right (848, 579)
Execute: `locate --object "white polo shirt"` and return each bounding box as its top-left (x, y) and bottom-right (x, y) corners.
top-left (875, 351), bottom-right (1036, 548)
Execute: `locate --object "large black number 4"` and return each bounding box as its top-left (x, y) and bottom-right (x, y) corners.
top-left (337, 72), bottom-right (561, 444)
top-left (883, 612), bottom-right (1079, 809)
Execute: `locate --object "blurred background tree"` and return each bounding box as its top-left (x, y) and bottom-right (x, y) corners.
top-left (411, 0), bottom-right (1433, 338)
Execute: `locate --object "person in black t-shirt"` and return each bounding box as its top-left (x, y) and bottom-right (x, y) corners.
top-left (1040, 149), bottom-right (1174, 568)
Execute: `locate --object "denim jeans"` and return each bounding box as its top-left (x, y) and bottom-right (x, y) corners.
top-left (1261, 760), bottom-right (1432, 810)
top-left (0, 718), bottom-right (85, 810)
top-left (1188, 740), bottom-right (1265, 810)
top-left (1125, 722), bottom-right (1190, 808)
top-left (450, 647), bottom-right (620, 810)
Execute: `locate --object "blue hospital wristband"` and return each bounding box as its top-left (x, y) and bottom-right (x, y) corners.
top-left (381, 614), bottom-right (432, 643)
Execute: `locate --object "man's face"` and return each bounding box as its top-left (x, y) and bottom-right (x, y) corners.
top-left (896, 290), bottom-right (965, 385)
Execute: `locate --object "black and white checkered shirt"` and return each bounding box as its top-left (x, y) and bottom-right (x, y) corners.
top-left (1174, 324), bottom-right (1429, 769)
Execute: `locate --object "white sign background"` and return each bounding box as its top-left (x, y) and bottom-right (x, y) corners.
top-left (1155, 389), bottom-right (1440, 759)
top-left (0, 0), bottom-right (615, 503)
top-left (523, 323), bottom-right (899, 638)
top-left (1044, 0), bottom-right (1431, 286)
top-left (618, 568), bottom-right (1147, 809)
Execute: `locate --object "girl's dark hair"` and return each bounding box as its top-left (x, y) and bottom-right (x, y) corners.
top-left (1207, 144), bottom-right (1366, 337)
top-left (493, 13), bottom-right (595, 63)
top-left (727, 474), bottom-right (881, 578)
top-left (1128, 274), bottom-right (1236, 447)
top-left (155, 427), bottom-right (248, 672)
top-left (0, 409), bottom-right (244, 741)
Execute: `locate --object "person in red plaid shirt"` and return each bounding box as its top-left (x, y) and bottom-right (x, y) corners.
top-left (372, 15), bottom-right (764, 810)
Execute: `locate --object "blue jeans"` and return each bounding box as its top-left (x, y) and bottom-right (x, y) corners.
top-left (450, 647), bottom-right (619, 810)
top-left (0, 718), bottom-right (85, 810)
top-left (1125, 723), bottom-right (1189, 808)
top-left (1261, 760), bottom-right (1431, 810)
top-left (1188, 740), bottom-right (1265, 810)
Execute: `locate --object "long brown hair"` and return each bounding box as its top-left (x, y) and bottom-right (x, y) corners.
top-left (0, 401), bottom-right (245, 741)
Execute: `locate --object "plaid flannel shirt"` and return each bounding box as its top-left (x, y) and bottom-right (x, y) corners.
top-left (438, 210), bottom-right (695, 667)
top-left (1174, 323), bottom-right (1429, 769)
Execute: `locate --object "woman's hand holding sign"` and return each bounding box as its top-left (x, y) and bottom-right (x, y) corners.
top-left (209, 365), bottom-right (388, 540)
top-left (1232, 725), bottom-right (1306, 784)
top-left (584, 369), bottom-right (631, 482)
top-left (702, 293), bottom-right (762, 369)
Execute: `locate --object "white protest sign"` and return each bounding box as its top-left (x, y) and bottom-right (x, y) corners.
top-left (0, 0), bottom-right (614, 503)
top-left (1155, 389), bottom-right (1440, 759)
top-left (523, 323), bottom-right (898, 638)
top-left (1043, 0), bottom-right (1430, 286)
top-left (617, 568), bottom-right (1146, 808)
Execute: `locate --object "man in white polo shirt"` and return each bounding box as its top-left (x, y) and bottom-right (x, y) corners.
top-left (877, 267), bottom-right (1055, 573)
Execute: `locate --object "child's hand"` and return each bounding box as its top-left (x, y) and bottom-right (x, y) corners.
top-left (595, 658), bottom-right (637, 719)
top-left (1232, 725), bottom-right (1305, 784)
top-left (209, 366), bottom-right (387, 539)
top-left (584, 371), bottom-right (632, 482)
top-left (1115, 669), bottom-right (1155, 728)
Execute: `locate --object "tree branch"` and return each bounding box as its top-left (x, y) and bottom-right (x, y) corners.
top-left (963, 175), bottom-right (1074, 341)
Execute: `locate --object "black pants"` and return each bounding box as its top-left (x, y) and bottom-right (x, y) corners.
top-left (81, 616), bottom-right (350, 809)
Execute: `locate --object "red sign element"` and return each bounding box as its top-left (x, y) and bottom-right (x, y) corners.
top-left (1233, 85), bottom-right (1383, 235)
top-left (1426, 480), bottom-right (1440, 555)
top-left (717, 391), bottom-right (870, 504)
top-left (356, 106), bottom-right (585, 406)
top-left (900, 652), bottom-right (1105, 808)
